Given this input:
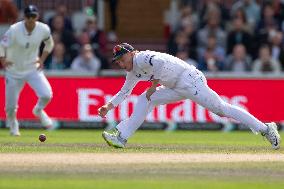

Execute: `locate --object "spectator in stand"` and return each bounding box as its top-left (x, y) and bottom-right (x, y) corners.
top-left (273, 0), bottom-right (284, 24)
top-left (231, 8), bottom-right (252, 32)
top-left (81, 16), bottom-right (109, 69)
top-left (269, 30), bottom-right (284, 70)
top-left (178, 5), bottom-right (199, 31)
top-left (199, 0), bottom-right (229, 29)
top-left (254, 11), bottom-right (278, 57)
top-left (252, 45), bottom-right (281, 73)
top-left (167, 30), bottom-right (189, 56)
top-left (232, 0), bottom-right (261, 30)
top-left (107, 0), bottom-right (119, 42)
top-left (46, 42), bottom-right (69, 70)
top-left (168, 30), bottom-right (191, 56)
top-left (51, 32), bottom-right (61, 44)
top-left (167, 19), bottom-right (197, 59)
top-left (256, 3), bottom-right (280, 42)
top-left (71, 44), bottom-right (101, 74)
top-left (78, 31), bottom-right (91, 45)
top-left (197, 8), bottom-right (226, 52)
top-left (50, 15), bottom-right (79, 61)
top-left (48, 4), bottom-right (73, 32)
top-left (181, 18), bottom-right (198, 59)
top-left (198, 34), bottom-right (225, 72)
top-left (257, 3), bottom-right (280, 32)
top-left (0, 0), bottom-right (18, 24)
top-left (279, 1), bottom-right (284, 32)
top-left (176, 48), bottom-right (198, 67)
top-left (254, 3), bottom-right (280, 58)
top-left (225, 44), bottom-right (252, 72)
top-left (227, 17), bottom-right (253, 55)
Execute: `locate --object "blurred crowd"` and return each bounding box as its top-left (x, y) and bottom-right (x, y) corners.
top-left (44, 3), bottom-right (112, 74)
top-left (1, 0), bottom-right (284, 74)
top-left (0, 1), bottom-right (116, 74)
top-left (168, 0), bottom-right (284, 73)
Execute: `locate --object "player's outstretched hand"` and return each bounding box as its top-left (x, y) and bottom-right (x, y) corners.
top-left (98, 105), bottom-right (109, 118)
top-left (98, 103), bottom-right (114, 118)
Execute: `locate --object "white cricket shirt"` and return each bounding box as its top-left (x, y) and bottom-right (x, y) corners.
top-left (110, 50), bottom-right (197, 107)
top-left (0, 21), bottom-right (53, 77)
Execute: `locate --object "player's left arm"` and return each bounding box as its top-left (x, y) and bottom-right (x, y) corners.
top-left (146, 79), bottom-right (159, 101)
top-left (139, 54), bottom-right (164, 100)
top-left (37, 26), bottom-right (54, 69)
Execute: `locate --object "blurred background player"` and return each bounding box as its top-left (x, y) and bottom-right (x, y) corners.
top-left (98, 43), bottom-right (281, 150)
top-left (0, 5), bottom-right (54, 136)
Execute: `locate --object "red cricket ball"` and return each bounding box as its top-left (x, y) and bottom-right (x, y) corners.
top-left (39, 134), bottom-right (46, 142)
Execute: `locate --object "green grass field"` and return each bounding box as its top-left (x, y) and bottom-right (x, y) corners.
top-left (0, 129), bottom-right (283, 189)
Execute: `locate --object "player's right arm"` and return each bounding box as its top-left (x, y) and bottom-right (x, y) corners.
top-left (98, 72), bottom-right (139, 118)
top-left (0, 27), bottom-right (14, 69)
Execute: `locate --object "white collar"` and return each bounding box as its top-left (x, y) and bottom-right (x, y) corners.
top-left (22, 21), bottom-right (37, 36)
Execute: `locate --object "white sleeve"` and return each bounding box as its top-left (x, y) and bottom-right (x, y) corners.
top-left (110, 72), bottom-right (140, 107)
top-left (42, 26), bottom-right (54, 53)
top-left (0, 27), bottom-right (13, 57)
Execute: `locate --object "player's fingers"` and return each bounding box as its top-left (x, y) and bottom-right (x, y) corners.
top-left (98, 108), bottom-right (106, 117)
top-left (98, 108), bottom-right (102, 115)
top-left (98, 112), bottom-right (106, 118)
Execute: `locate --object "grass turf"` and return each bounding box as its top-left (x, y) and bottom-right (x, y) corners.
top-left (0, 129), bottom-right (282, 153)
top-left (1, 176), bottom-right (284, 189)
top-left (0, 129), bottom-right (283, 189)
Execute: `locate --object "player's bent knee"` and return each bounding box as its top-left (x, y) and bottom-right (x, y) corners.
top-left (40, 89), bottom-right (53, 100)
top-left (41, 91), bottom-right (53, 100)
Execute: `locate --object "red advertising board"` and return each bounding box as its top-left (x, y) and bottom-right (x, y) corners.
top-left (0, 76), bottom-right (283, 123)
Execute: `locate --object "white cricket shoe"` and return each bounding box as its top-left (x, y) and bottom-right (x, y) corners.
top-left (102, 128), bottom-right (127, 148)
top-left (8, 120), bottom-right (21, 136)
top-left (262, 122), bottom-right (281, 150)
top-left (32, 107), bottom-right (55, 130)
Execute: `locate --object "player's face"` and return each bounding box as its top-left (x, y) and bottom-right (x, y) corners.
top-left (24, 14), bottom-right (38, 24)
top-left (116, 53), bottom-right (133, 71)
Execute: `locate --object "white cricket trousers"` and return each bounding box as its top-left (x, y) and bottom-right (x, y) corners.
top-left (117, 69), bottom-right (267, 139)
top-left (5, 70), bottom-right (52, 121)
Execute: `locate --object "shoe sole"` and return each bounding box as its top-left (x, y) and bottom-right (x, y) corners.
top-left (102, 133), bottom-right (124, 148)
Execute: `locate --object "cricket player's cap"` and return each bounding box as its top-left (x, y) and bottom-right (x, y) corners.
top-left (112, 43), bottom-right (134, 63)
top-left (24, 5), bottom-right (39, 17)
